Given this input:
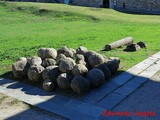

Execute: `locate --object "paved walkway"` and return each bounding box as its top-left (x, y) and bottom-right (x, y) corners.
top-left (0, 51), bottom-right (160, 120)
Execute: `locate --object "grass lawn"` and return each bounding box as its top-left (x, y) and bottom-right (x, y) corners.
top-left (0, 2), bottom-right (160, 75)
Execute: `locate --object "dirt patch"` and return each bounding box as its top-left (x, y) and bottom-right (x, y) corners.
top-left (0, 93), bottom-right (67, 120)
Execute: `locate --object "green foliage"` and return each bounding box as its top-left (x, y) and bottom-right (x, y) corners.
top-left (0, 2), bottom-right (160, 75)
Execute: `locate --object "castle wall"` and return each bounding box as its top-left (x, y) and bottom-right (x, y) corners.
top-left (72, 0), bottom-right (103, 8)
top-left (113, 0), bottom-right (160, 14)
top-left (10, 0), bottom-right (160, 14)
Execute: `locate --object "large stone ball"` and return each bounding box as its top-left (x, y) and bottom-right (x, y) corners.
top-left (76, 46), bottom-right (88, 55)
top-left (12, 60), bottom-right (29, 79)
top-left (70, 75), bottom-right (90, 94)
top-left (69, 48), bottom-right (76, 55)
top-left (43, 80), bottom-right (55, 92)
top-left (57, 46), bottom-right (68, 54)
top-left (42, 58), bottom-right (56, 68)
top-left (76, 60), bottom-right (86, 66)
top-left (56, 54), bottom-right (66, 65)
top-left (57, 73), bottom-right (74, 90)
top-left (59, 57), bottom-right (76, 73)
top-left (27, 65), bottom-right (44, 82)
top-left (96, 64), bottom-right (111, 80)
top-left (107, 59), bottom-right (120, 74)
top-left (38, 48), bottom-right (57, 59)
top-left (86, 68), bottom-right (105, 88)
top-left (28, 56), bottom-right (42, 66)
top-left (84, 51), bottom-right (97, 60)
top-left (49, 66), bottom-right (61, 82)
top-left (17, 57), bottom-right (27, 61)
top-left (42, 66), bottom-right (55, 81)
top-left (88, 53), bottom-right (105, 67)
top-left (42, 66), bottom-right (60, 82)
top-left (75, 54), bottom-right (85, 62)
top-left (72, 64), bottom-right (88, 76)
top-left (64, 49), bottom-right (74, 58)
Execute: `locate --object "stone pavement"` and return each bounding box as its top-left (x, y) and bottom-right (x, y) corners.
top-left (0, 51), bottom-right (160, 120)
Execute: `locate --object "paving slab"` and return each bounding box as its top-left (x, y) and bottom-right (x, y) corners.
top-left (97, 93), bottom-right (126, 110)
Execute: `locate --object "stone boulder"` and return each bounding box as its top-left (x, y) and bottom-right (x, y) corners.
top-left (56, 54), bottom-right (66, 65)
top-left (76, 60), bottom-right (86, 66)
top-left (88, 53), bottom-right (105, 67)
top-left (28, 56), bottom-right (42, 66)
top-left (43, 80), bottom-right (55, 92)
top-left (75, 54), bottom-right (85, 62)
top-left (28, 65), bottom-right (44, 82)
top-left (38, 48), bottom-right (57, 59)
top-left (59, 57), bottom-right (76, 73)
top-left (96, 64), bottom-right (111, 80)
top-left (72, 64), bottom-right (88, 76)
top-left (57, 46), bottom-right (68, 54)
top-left (42, 58), bottom-right (56, 68)
top-left (12, 60), bottom-right (29, 79)
top-left (86, 68), bottom-right (105, 88)
top-left (76, 46), bottom-right (88, 55)
top-left (57, 73), bottom-right (74, 90)
top-left (107, 59), bottom-right (120, 74)
top-left (70, 75), bottom-right (90, 94)
top-left (17, 57), bottom-right (27, 61)
top-left (42, 65), bottom-right (60, 82)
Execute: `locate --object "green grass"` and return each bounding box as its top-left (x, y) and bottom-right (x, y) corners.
top-left (0, 2), bottom-right (160, 75)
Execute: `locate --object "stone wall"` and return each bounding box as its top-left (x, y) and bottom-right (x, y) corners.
top-left (10, 0), bottom-right (160, 14)
top-left (113, 0), bottom-right (160, 14)
top-left (72, 0), bottom-right (102, 7)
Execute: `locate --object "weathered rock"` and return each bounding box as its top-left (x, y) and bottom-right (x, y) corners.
top-left (76, 46), bottom-right (88, 55)
top-left (38, 48), bottom-right (57, 59)
top-left (28, 65), bottom-right (44, 82)
top-left (88, 53), bottom-right (105, 67)
top-left (17, 57), bottom-right (27, 61)
top-left (76, 60), bottom-right (86, 66)
top-left (71, 75), bottom-right (90, 94)
top-left (72, 64), bottom-right (88, 76)
top-left (28, 56), bottom-right (42, 66)
top-left (59, 57), bottom-right (76, 73)
top-left (96, 64), bottom-right (111, 80)
top-left (86, 68), bottom-right (105, 88)
top-left (57, 73), bottom-right (74, 90)
top-left (137, 41), bottom-right (146, 48)
top-left (43, 80), bottom-right (55, 92)
top-left (107, 59), bottom-right (120, 74)
top-left (37, 48), bottom-right (46, 59)
top-left (42, 58), bottom-right (56, 68)
top-left (42, 66), bottom-right (60, 81)
top-left (12, 60), bottom-right (29, 79)
top-left (49, 66), bottom-right (61, 81)
top-left (56, 54), bottom-right (66, 65)
top-left (42, 66), bottom-right (55, 81)
top-left (125, 44), bottom-right (141, 51)
top-left (64, 49), bottom-right (74, 58)
top-left (84, 51), bottom-right (97, 60)
top-left (69, 48), bottom-right (76, 55)
top-left (57, 46), bottom-right (68, 54)
top-left (109, 57), bottom-right (120, 64)
top-left (75, 54), bottom-right (85, 62)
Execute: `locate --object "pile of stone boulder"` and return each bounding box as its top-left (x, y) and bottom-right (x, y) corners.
top-left (12, 46), bottom-right (120, 94)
